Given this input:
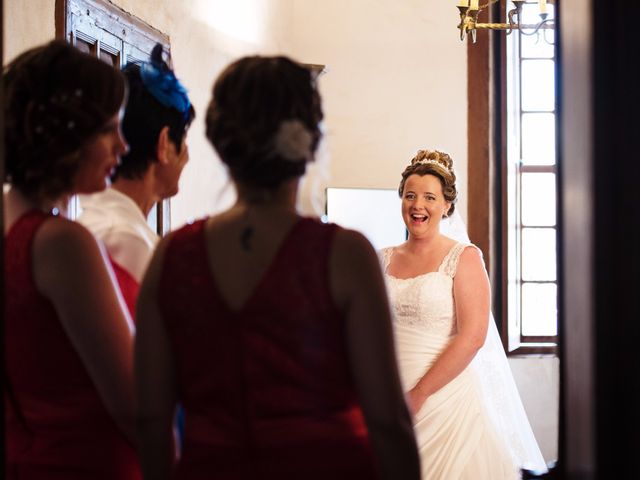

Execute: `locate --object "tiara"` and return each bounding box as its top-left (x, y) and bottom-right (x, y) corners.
top-left (415, 158), bottom-right (452, 173)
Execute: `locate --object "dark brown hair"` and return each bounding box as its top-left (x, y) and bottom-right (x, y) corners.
top-left (3, 40), bottom-right (126, 202)
top-left (398, 149), bottom-right (458, 216)
top-left (205, 55), bottom-right (323, 190)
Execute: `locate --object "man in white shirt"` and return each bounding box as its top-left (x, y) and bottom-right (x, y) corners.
top-left (79, 44), bottom-right (195, 305)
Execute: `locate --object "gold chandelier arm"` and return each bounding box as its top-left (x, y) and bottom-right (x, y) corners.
top-left (458, 0), bottom-right (555, 44)
top-left (474, 23), bottom-right (517, 30)
top-left (474, 22), bottom-right (555, 31)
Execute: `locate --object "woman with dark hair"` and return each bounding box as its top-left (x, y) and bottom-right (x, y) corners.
top-left (79, 44), bottom-right (195, 318)
top-left (135, 55), bottom-right (420, 480)
top-left (3, 40), bottom-right (140, 479)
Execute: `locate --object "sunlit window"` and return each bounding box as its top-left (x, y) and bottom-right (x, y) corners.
top-left (506, 0), bottom-right (557, 351)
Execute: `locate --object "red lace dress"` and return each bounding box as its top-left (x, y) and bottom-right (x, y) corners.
top-left (158, 217), bottom-right (379, 480)
top-left (4, 210), bottom-right (141, 479)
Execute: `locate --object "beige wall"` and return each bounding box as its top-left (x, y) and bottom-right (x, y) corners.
top-left (3, 0), bottom-right (467, 226)
top-left (107, 0), bottom-right (294, 226)
top-left (3, 0), bottom-right (294, 226)
top-left (288, 0), bottom-right (468, 220)
top-left (120, 0), bottom-right (470, 225)
top-left (3, 0), bottom-right (56, 58)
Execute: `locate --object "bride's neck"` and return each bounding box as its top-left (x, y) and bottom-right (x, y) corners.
top-left (404, 233), bottom-right (442, 254)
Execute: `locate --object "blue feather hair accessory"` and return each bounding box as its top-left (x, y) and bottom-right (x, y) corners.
top-left (140, 44), bottom-right (191, 119)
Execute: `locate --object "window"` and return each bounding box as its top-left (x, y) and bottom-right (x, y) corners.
top-left (505, 1), bottom-right (557, 353)
top-left (56, 0), bottom-right (171, 235)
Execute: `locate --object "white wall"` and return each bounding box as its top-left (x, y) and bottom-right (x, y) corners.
top-left (510, 356), bottom-right (559, 463)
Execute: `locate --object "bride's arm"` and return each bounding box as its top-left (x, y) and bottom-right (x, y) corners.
top-left (407, 246), bottom-right (490, 414)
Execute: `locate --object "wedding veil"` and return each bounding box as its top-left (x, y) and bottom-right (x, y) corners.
top-left (440, 210), bottom-right (548, 474)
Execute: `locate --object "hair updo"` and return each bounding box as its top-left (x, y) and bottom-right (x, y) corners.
top-left (398, 149), bottom-right (458, 216)
top-left (205, 55), bottom-right (323, 190)
top-left (3, 40), bottom-right (126, 202)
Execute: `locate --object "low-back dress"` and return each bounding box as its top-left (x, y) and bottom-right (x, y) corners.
top-left (157, 217), bottom-right (379, 480)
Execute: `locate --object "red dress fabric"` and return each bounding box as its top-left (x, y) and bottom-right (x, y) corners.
top-left (158, 217), bottom-right (379, 480)
top-left (3, 210), bottom-right (141, 479)
top-left (109, 256), bottom-right (140, 321)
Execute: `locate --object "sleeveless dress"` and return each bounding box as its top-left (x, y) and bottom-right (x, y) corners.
top-left (381, 243), bottom-right (519, 480)
top-left (4, 210), bottom-right (141, 479)
top-left (158, 217), bottom-right (379, 480)
top-left (109, 256), bottom-right (139, 320)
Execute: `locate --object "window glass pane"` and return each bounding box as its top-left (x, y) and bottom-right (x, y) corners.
top-left (520, 1), bottom-right (550, 23)
top-left (520, 3), bottom-right (555, 59)
top-left (521, 59), bottom-right (554, 111)
top-left (100, 50), bottom-right (118, 67)
top-left (522, 227), bottom-right (556, 281)
top-left (521, 113), bottom-right (555, 165)
top-left (520, 30), bottom-right (555, 59)
top-left (75, 38), bottom-right (94, 55)
top-left (522, 282), bottom-right (557, 336)
top-left (521, 172), bottom-right (556, 226)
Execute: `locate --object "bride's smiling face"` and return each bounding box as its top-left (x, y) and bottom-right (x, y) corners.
top-left (401, 174), bottom-right (451, 238)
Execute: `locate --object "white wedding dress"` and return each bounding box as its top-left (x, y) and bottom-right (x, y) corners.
top-left (381, 239), bottom-right (547, 480)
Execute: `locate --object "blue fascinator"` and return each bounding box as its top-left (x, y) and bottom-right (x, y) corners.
top-left (140, 44), bottom-right (191, 119)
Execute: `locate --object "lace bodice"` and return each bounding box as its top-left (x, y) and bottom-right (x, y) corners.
top-left (380, 243), bottom-right (471, 337)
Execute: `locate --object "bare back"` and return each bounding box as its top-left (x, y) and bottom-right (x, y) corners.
top-left (203, 207), bottom-right (302, 312)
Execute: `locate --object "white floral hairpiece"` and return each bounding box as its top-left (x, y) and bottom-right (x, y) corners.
top-left (273, 119), bottom-right (313, 162)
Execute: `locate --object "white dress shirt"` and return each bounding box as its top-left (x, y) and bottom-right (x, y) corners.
top-left (78, 188), bottom-right (159, 282)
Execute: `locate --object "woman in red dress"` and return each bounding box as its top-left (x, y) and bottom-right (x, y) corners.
top-left (135, 56), bottom-right (420, 480)
top-left (3, 40), bottom-right (140, 479)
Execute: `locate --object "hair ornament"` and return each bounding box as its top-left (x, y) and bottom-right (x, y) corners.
top-left (140, 45), bottom-right (191, 119)
top-left (416, 158), bottom-right (445, 167)
top-left (415, 157), bottom-right (452, 174)
top-left (26, 87), bottom-right (92, 144)
top-left (273, 119), bottom-right (313, 162)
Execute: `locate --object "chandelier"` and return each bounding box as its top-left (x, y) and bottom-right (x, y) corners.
top-left (457, 0), bottom-right (555, 43)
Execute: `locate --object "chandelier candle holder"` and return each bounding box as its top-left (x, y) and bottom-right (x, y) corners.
top-left (457, 0), bottom-right (554, 43)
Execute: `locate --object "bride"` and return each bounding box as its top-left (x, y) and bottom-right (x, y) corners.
top-left (380, 149), bottom-right (547, 479)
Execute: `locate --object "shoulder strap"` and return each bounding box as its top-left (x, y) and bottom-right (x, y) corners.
top-left (161, 218), bottom-right (207, 276)
top-left (438, 243), bottom-right (475, 278)
top-left (378, 247), bottom-right (394, 272)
